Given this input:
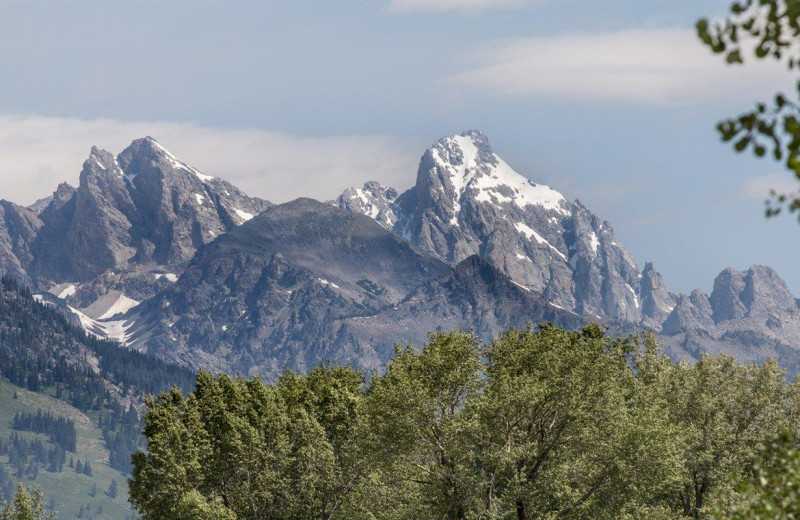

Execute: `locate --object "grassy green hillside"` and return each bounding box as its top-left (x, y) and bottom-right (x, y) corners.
top-left (0, 377), bottom-right (135, 520)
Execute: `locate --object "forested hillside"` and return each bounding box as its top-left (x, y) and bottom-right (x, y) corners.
top-left (130, 325), bottom-right (800, 520)
top-left (0, 277), bottom-right (195, 518)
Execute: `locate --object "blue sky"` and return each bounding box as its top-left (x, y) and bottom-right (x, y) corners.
top-left (1, 0), bottom-right (798, 295)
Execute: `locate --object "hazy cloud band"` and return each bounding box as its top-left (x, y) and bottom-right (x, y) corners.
top-left (0, 115), bottom-right (420, 206)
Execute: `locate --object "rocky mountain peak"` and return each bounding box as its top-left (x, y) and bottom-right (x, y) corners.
top-left (117, 136), bottom-right (167, 167)
top-left (335, 181), bottom-right (401, 231)
top-left (418, 130), bottom-right (568, 224)
top-left (337, 130), bottom-right (641, 322)
top-left (639, 262), bottom-right (675, 327)
top-left (16, 137), bottom-right (270, 317)
top-left (665, 265), bottom-right (797, 332)
top-left (709, 267), bottom-right (749, 322)
top-left (28, 182), bottom-right (75, 215)
top-left (740, 265), bottom-right (797, 316)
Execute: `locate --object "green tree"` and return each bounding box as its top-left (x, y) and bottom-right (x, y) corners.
top-left (172, 491), bottom-right (236, 520)
top-left (637, 348), bottom-right (793, 518)
top-left (0, 483), bottom-right (56, 520)
top-left (277, 365), bottom-right (368, 519)
top-left (706, 431), bottom-right (800, 518)
top-left (130, 367), bottom-right (366, 520)
top-left (698, 0), bottom-right (800, 218)
top-left (360, 330), bottom-right (485, 519)
top-left (475, 325), bottom-right (682, 520)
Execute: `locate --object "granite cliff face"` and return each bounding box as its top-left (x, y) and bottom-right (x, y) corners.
top-left (0, 201), bottom-right (42, 286)
top-left (5, 137), bottom-right (270, 318)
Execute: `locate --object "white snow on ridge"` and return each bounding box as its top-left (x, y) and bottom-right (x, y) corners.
top-left (149, 138), bottom-right (214, 182)
top-left (192, 168), bottom-right (214, 182)
top-left (434, 134), bottom-right (568, 223)
top-left (589, 232), bottom-right (600, 255)
top-left (511, 280), bottom-right (531, 292)
top-left (195, 193), bottom-right (205, 205)
top-left (355, 189), bottom-right (380, 220)
top-left (549, 301), bottom-right (579, 315)
top-left (513, 222), bottom-right (567, 261)
top-left (234, 208), bottom-right (254, 222)
top-left (625, 282), bottom-right (640, 309)
top-left (154, 273), bottom-right (179, 282)
top-left (151, 139), bottom-right (187, 171)
top-left (473, 156), bottom-right (567, 214)
top-left (99, 294), bottom-right (140, 319)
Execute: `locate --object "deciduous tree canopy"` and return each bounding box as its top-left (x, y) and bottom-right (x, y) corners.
top-left (129, 325), bottom-right (800, 519)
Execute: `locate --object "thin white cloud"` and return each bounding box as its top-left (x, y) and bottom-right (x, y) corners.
top-left (0, 115), bottom-right (420, 206)
top-left (740, 172), bottom-right (799, 200)
top-left (387, 0), bottom-right (523, 13)
top-left (448, 28), bottom-right (793, 105)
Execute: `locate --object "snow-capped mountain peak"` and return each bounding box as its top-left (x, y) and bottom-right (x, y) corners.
top-left (338, 129), bottom-right (648, 322)
top-left (426, 131), bottom-right (569, 224)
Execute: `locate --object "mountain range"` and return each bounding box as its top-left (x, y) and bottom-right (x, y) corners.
top-left (2, 130), bottom-right (800, 377)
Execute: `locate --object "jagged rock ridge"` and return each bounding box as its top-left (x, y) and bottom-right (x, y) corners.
top-left (1, 137), bottom-right (270, 319)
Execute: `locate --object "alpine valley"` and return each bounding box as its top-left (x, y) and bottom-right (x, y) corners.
top-left (2, 131), bottom-right (800, 379)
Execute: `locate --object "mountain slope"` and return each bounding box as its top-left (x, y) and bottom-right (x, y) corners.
top-left (0, 276), bottom-right (195, 516)
top-left (0, 377), bottom-right (134, 519)
top-left (131, 199), bottom-right (582, 378)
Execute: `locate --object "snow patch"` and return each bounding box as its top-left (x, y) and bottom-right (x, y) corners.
top-left (98, 294), bottom-right (140, 319)
top-left (588, 232), bottom-right (600, 255)
top-left (513, 222), bottom-right (567, 261)
top-left (58, 285), bottom-right (76, 299)
top-left (318, 278), bottom-right (340, 289)
top-left (625, 282), bottom-right (640, 309)
top-left (155, 273), bottom-right (179, 282)
top-left (511, 280), bottom-right (531, 292)
top-left (234, 208), bottom-right (254, 221)
top-left (195, 193), bottom-right (205, 205)
top-left (354, 188), bottom-right (380, 220)
top-left (69, 306), bottom-right (135, 344)
top-left (193, 169), bottom-right (214, 182)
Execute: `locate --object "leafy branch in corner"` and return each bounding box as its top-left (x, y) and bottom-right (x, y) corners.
top-left (698, 0), bottom-right (800, 217)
